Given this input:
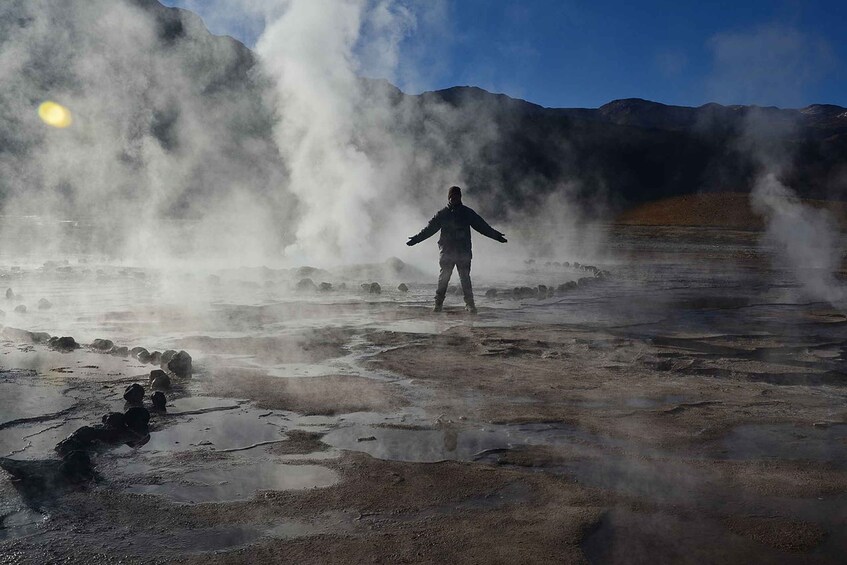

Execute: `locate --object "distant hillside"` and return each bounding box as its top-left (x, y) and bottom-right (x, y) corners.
top-left (2, 0), bottom-right (846, 232)
top-left (616, 193), bottom-right (847, 230)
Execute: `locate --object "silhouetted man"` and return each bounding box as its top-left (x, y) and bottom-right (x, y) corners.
top-left (407, 186), bottom-right (507, 313)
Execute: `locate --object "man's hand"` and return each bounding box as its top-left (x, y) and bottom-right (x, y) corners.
top-left (496, 233), bottom-right (508, 243)
top-left (406, 236), bottom-right (418, 246)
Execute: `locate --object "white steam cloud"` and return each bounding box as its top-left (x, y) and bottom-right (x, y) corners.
top-left (707, 23), bottom-right (845, 306)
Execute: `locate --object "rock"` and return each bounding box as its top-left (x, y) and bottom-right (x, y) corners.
top-left (573, 262), bottom-right (581, 268)
top-left (136, 349), bottom-right (152, 363)
top-left (318, 282), bottom-right (333, 291)
top-left (5, 288), bottom-right (13, 299)
top-left (447, 285), bottom-right (458, 295)
top-left (167, 350), bottom-right (192, 378)
top-left (59, 450), bottom-right (94, 480)
top-left (397, 283), bottom-right (409, 292)
top-left (149, 351), bottom-right (162, 365)
top-left (151, 391), bottom-right (167, 411)
top-left (485, 288), bottom-right (497, 298)
top-left (90, 338), bottom-right (114, 352)
top-left (369, 282), bottom-right (381, 294)
top-left (49, 336), bottom-right (79, 351)
top-left (14, 305), bottom-right (26, 313)
top-left (123, 383), bottom-right (145, 404)
top-left (129, 346), bottom-right (146, 357)
top-left (360, 283), bottom-right (370, 291)
top-left (110, 346), bottom-right (129, 357)
top-left (55, 426), bottom-right (109, 455)
top-left (30, 332), bottom-right (51, 344)
top-left (557, 281), bottom-right (578, 293)
top-left (295, 278), bottom-right (317, 291)
top-left (563, 261), bottom-right (571, 268)
top-left (577, 277), bottom-right (596, 288)
top-left (37, 298), bottom-right (52, 310)
top-left (124, 406), bottom-right (150, 434)
top-left (149, 369), bottom-right (171, 390)
top-left (596, 270), bottom-right (611, 280)
top-left (160, 350), bottom-right (177, 365)
top-left (101, 412), bottom-right (126, 429)
top-left (337, 282), bottom-right (347, 290)
top-left (538, 284), bottom-right (548, 297)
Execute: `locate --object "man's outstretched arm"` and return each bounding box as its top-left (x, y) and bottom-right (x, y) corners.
top-left (406, 212), bottom-right (442, 246)
top-left (469, 210), bottom-right (507, 243)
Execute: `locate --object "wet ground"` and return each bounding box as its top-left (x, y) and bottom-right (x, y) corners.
top-left (0, 226), bottom-right (846, 563)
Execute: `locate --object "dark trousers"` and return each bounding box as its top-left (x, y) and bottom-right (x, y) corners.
top-left (436, 256), bottom-right (474, 305)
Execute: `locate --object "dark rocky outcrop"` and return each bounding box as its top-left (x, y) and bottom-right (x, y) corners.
top-left (167, 350), bottom-right (192, 377)
top-left (48, 336), bottom-right (79, 351)
top-left (149, 369), bottom-right (171, 390)
top-left (123, 383), bottom-right (145, 404)
top-left (90, 338), bottom-right (114, 351)
top-left (123, 406), bottom-right (150, 434)
top-left (151, 391), bottom-right (167, 411)
top-left (397, 283), bottom-right (409, 292)
top-left (295, 278), bottom-right (317, 292)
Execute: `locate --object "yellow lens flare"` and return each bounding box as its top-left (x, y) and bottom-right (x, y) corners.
top-left (38, 101), bottom-right (73, 128)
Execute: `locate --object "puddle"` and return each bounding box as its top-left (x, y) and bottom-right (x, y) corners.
top-left (128, 407), bottom-right (291, 453)
top-left (0, 383), bottom-right (77, 426)
top-left (167, 397), bottom-right (241, 415)
top-left (127, 462), bottom-right (338, 503)
top-left (0, 419), bottom-right (83, 459)
top-left (721, 424), bottom-right (847, 468)
top-left (322, 422), bottom-right (609, 463)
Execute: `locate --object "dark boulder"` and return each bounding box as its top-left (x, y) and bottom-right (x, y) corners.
top-left (295, 278), bottom-right (317, 291)
top-left (110, 346), bottom-right (129, 357)
top-left (129, 346), bottom-right (146, 357)
top-left (124, 406), bottom-right (150, 434)
top-left (55, 426), bottom-right (118, 455)
top-left (557, 281), bottom-right (578, 294)
top-left (123, 383), bottom-right (145, 404)
top-left (49, 336), bottom-right (79, 351)
top-left (90, 338), bottom-right (114, 351)
top-left (5, 288), bottom-right (13, 299)
top-left (101, 412), bottom-right (126, 429)
top-left (160, 350), bottom-right (177, 365)
top-left (149, 351), bottom-right (162, 365)
top-left (136, 349), bottom-right (152, 363)
top-left (485, 288), bottom-right (497, 298)
top-left (369, 282), bottom-right (381, 294)
top-left (167, 350), bottom-right (192, 378)
top-left (577, 277), bottom-right (597, 288)
top-left (14, 305), bottom-right (26, 313)
top-left (151, 391), bottom-right (167, 411)
top-left (37, 298), bottom-right (52, 310)
top-left (30, 332), bottom-right (51, 344)
top-left (447, 285), bottom-right (458, 295)
top-left (318, 282), bottom-right (333, 291)
top-left (397, 283), bottom-right (409, 292)
top-left (149, 369), bottom-right (171, 390)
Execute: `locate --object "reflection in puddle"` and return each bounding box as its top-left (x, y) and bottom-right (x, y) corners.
top-left (722, 424), bottom-right (847, 468)
top-left (127, 462), bottom-right (338, 503)
top-left (0, 383), bottom-right (77, 426)
top-left (322, 422), bottom-right (608, 463)
top-left (133, 408), bottom-right (290, 453)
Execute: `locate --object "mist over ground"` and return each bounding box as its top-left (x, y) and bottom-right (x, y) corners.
top-left (2, 0), bottom-right (845, 283)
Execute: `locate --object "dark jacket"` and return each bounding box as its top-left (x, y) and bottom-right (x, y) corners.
top-left (408, 204), bottom-right (504, 259)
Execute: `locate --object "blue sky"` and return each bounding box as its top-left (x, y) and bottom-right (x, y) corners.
top-left (162, 0), bottom-right (846, 109)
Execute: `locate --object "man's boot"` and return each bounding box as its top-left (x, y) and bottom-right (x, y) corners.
top-left (433, 299), bottom-right (444, 312)
top-left (465, 301), bottom-right (477, 314)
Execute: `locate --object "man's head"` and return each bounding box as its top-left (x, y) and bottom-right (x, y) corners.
top-left (448, 185), bottom-right (462, 207)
